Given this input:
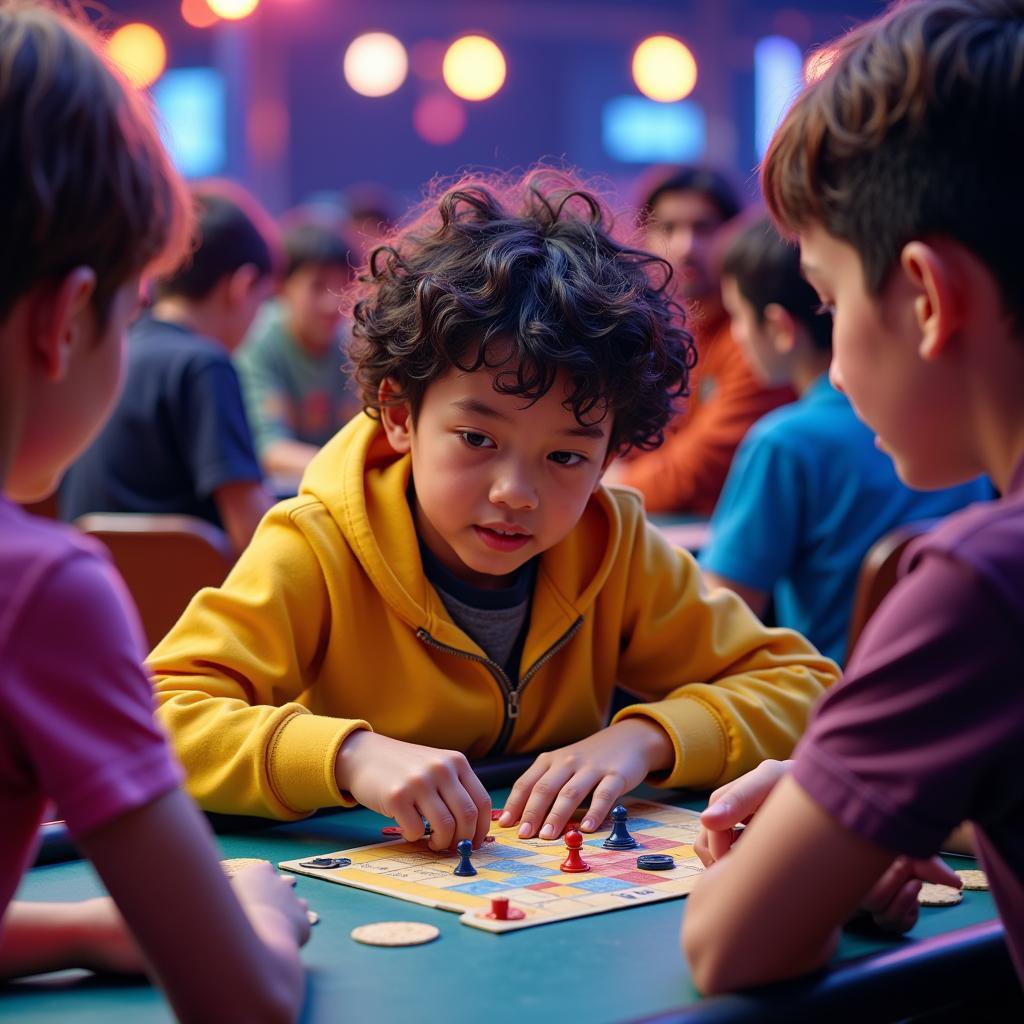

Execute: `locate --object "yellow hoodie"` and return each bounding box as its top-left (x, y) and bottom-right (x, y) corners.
top-left (149, 414), bottom-right (839, 819)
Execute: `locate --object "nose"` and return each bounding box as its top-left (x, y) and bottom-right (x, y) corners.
top-left (668, 226), bottom-right (696, 266)
top-left (489, 462), bottom-right (538, 511)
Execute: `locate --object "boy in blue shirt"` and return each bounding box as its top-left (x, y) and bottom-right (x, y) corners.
top-left (699, 216), bottom-right (990, 662)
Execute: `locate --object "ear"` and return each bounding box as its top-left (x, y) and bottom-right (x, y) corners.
top-left (29, 267), bottom-right (97, 380)
top-left (762, 303), bottom-right (798, 355)
top-left (378, 377), bottom-right (414, 453)
top-left (899, 241), bottom-right (964, 360)
top-left (226, 263), bottom-right (263, 305)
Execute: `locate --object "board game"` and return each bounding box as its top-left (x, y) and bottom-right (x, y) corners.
top-left (278, 797), bottom-right (705, 933)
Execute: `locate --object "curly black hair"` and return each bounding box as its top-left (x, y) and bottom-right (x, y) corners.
top-left (347, 170), bottom-right (695, 454)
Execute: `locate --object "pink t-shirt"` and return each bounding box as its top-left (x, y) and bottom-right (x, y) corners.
top-left (0, 498), bottom-right (182, 913)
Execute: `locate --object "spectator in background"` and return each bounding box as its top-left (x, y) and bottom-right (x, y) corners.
top-left (699, 216), bottom-right (992, 663)
top-left (609, 165), bottom-right (794, 515)
top-left (60, 181), bottom-right (277, 554)
top-left (235, 220), bottom-right (362, 479)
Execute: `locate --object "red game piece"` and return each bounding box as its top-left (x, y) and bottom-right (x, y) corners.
top-left (560, 829), bottom-right (591, 873)
top-left (491, 809), bottom-right (504, 821)
top-left (483, 896), bottom-right (525, 921)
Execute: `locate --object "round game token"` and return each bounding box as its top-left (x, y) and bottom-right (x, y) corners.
top-left (956, 869), bottom-right (989, 891)
top-left (636, 854), bottom-right (676, 871)
top-left (220, 857), bottom-right (271, 877)
top-left (307, 910), bottom-right (320, 926)
top-left (381, 826), bottom-right (404, 836)
top-left (350, 921), bottom-right (440, 947)
top-left (299, 857), bottom-right (351, 870)
top-left (917, 883), bottom-right (963, 907)
top-left (491, 809), bottom-right (504, 821)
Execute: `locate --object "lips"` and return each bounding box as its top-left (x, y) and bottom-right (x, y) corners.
top-left (474, 525), bottom-right (532, 552)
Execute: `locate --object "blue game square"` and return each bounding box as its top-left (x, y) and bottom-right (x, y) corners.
top-left (483, 845), bottom-right (533, 860)
top-left (623, 818), bottom-right (663, 831)
top-left (454, 879), bottom-right (508, 895)
top-left (486, 859), bottom-right (550, 875)
top-left (572, 876), bottom-right (632, 893)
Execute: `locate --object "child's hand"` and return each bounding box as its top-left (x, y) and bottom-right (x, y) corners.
top-left (694, 759), bottom-right (791, 866)
top-left (858, 856), bottom-right (962, 934)
top-left (230, 861), bottom-right (312, 947)
top-left (499, 719), bottom-right (674, 840)
top-left (335, 731), bottom-right (491, 851)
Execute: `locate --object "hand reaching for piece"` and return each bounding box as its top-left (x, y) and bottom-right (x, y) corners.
top-left (498, 719), bottom-right (674, 840)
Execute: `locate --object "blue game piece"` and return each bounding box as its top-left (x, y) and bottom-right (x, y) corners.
top-left (299, 856), bottom-right (351, 869)
top-left (602, 805), bottom-right (639, 850)
top-left (636, 854), bottom-right (675, 871)
top-left (453, 838), bottom-right (477, 876)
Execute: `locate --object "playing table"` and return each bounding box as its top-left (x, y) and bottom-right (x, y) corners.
top-left (4, 781), bottom-right (1016, 1023)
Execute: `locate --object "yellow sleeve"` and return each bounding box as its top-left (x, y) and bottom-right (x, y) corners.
top-left (611, 512), bottom-right (840, 789)
top-left (148, 501), bottom-right (369, 819)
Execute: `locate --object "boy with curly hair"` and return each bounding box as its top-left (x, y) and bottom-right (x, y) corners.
top-left (148, 172), bottom-right (837, 848)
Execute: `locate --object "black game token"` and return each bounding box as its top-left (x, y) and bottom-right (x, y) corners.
top-left (636, 854), bottom-right (675, 871)
top-left (299, 857), bottom-right (351, 869)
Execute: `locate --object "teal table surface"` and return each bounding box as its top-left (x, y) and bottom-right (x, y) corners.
top-left (2, 787), bottom-right (1012, 1024)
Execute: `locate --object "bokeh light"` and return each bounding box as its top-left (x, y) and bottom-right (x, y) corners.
top-left (180, 0), bottom-right (219, 29)
top-left (207, 0), bottom-right (260, 20)
top-left (413, 92), bottom-right (467, 145)
top-left (343, 32), bottom-right (409, 98)
top-left (442, 35), bottom-right (506, 101)
top-left (804, 47), bottom-right (839, 83)
top-left (108, 22), bottom-right (167, 89)
top-left (632, 35), bottom-right (697, 103)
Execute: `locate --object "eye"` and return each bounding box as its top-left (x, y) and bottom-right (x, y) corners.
top-left (549, 450), bottom-right (585, 467)
top-left (459, 431), bottom-right (495, 449)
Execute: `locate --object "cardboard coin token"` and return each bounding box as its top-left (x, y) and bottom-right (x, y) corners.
top-left (220, 858), bottom-right (270, 877)
top-left (350, 921), bottom-right (440, 947)
top-left (956, 869), bottom-right (989, 891)
top-left (918, 882), bottom-right (963, 906)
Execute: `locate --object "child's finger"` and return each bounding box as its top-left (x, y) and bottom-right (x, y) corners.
top-left (516, 764), bottom-right (576, 839)
top-left (912, 856), bottom-right (961, 889)
top-left (706, 824), bottom-right (741, 863)
top-left (538, 768), bottom-right (603, 840)
top-left (499, 757), bottom-right (550, 829)
top-left (699, 760), bottom-right (787, 830)
top-left (873, 878), bottom-right (921, 934)
top-left (457, 763), bottom-right (492, 849)
top-left (578, 776), bottom-right (623, 834)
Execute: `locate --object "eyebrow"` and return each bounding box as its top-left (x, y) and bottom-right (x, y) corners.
top-left (452, 398), bottom-right (607, 440)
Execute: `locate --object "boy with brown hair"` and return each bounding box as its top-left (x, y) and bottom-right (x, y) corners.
top-left (683, 0), bottom-right (1024, 995)
top-left (148, 171), bottom-right (838, 851)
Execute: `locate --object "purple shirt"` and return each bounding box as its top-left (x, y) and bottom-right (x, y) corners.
top-left (792, 457), bottom-right (1024, 982)
top-left (0, 498), bottom-right (182, 914)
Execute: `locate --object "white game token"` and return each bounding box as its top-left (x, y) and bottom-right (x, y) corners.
top-left (350, 921), bottom-right (440, 947)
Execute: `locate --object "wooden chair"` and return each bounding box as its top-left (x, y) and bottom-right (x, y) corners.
top-left (846, 519), bottom-right (937, 662)
top-left (75, 513), bottom-right (236, 649)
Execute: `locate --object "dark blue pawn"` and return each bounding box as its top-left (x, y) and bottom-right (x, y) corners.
top-left (602, 805), bottom-right (639, 850)
top-left (453, 838), bottom-right (477, 876)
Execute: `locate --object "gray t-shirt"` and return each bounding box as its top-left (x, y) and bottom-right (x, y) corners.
top-left (792, 455), bottom-right (1024, 982)
top-left (418, 540), bottom-right (536, 681)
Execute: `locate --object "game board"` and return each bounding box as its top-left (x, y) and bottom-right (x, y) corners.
top-left (278, 797), bottom-right (705, 933)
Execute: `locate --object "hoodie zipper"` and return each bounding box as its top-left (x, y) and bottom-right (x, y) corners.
top-left (416, 615), bottom-right (584, 757)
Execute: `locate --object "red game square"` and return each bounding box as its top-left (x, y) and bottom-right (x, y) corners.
top-left (527, 881), bottom-right (560, 890)
top-left (612, 870), bottom-right (666, 885)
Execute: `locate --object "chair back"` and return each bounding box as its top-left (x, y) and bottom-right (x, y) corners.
top-left (75, 513), bottom-right (235, 649)
top-left (846, 519), bottom-right (936, 662)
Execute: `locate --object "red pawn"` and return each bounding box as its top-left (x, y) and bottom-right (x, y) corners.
top-left (560, 829), bottom-right (591, 873)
